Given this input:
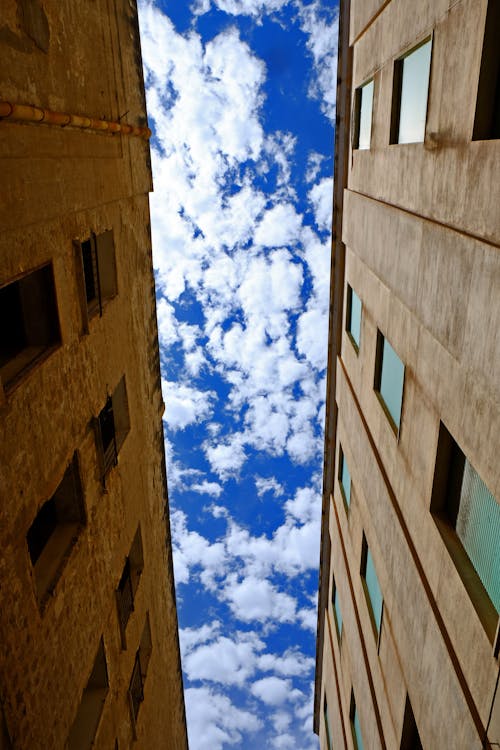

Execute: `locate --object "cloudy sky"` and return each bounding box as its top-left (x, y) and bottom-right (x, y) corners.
top-left (137, 1), bottom-right (337, 746)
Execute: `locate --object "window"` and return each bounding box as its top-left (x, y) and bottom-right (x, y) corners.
top-left (116, 527), bottom-right (144, 647)
top-left (374, 331), bottom-right (405, 433)
top-left (76, 230), bottom-right (117, 331)
top-left (339, 446), bottom-right (351, 509)
top-left (346, 285), bottom-right (362, 351)
top-left (361, 534), bottom-right (384, 637)
top-left (391, 38), bottom-right (432, 144)
top-left (323, 696), bottom-right (333, 750)
top-left (67, 638), bottom-right (109, 750)
top-left (353, 79), bottom-right (374, 149)
top-left (94, 375), bottom-right (130, 481)
top-left (473, 1), bottom-right (500, 140)
top-left (129, 615), bottom-right (152, 731)
top-left (350, 691), bottom-right (364, 750)
top-left (27, 453), bottom-right (85, 604)
top-left (0, 264), bottom-right (60, 391)
top-left (431, 423), bottom-right (500, 637)
top-left (400, 695), bottom-right (423, 750)
top-left (331, 572), bottom-right (343, 638)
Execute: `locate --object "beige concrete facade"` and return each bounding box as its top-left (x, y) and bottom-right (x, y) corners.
top-left (315, 0), bottom-right (500, 748)
top-left (0, 2), bottom-right (188, 749)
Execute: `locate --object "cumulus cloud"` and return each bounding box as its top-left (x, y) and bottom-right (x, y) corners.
top-left (162, 379), bottom-right (215, 430)
top-left (250, 676), bottom-right (295, 706)
top-left (255, 476), bottom-right (284, 497)
top-left (185, 687), bottom-right (262, 750)
top-left (308, 177), bottom-right (333, 232)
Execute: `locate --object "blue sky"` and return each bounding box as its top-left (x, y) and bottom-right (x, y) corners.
top-left (137, 1), bottom-right (338, 746)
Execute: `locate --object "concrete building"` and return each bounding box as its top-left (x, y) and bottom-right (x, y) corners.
top-left (0, 2), bottom-right (188, 748)
top-left (315, 0), bottom-right (500, 748)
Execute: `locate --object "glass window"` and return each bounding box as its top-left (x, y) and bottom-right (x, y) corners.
top-left (354, 80), bottom-right (374, 149)
top-left (432, 423), bottom-right (500, 619)
top-left (473, 1), bottom-right (500, 140)
top-left (350, 692), bottom-right (364, 750)
top-left (332, 574), bottom-right (343, 636)
top-left (347, 286), bottom-right (362, 350)
top-left (362, 535), bottom-right (383, 635)
top-left (324, 696), bottom-right (333, 750)
top-left (393, 39), bottom-right (432, 144)
top-left (339, 448), bottom-right (351, 508)
top-left (375, 332), bottom-right (405, 431)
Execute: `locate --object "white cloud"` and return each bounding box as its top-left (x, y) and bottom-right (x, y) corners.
top-left (190, 480), bottom-right (224, 498)
top-left (254, 203), bottom-right (302, 248)
top-left (308, 177), bottom-right (333, 232)
top-left (250, 676), bottom-right (294, 705)
top-left (299, 2), bottom-right (339, 122)
top-left (185, 687), bottom-right (262, 750)
top-left (162, 379), bottom-right (215, 430)
top-left (305, 150), bottom-right (326, 183)
top-left (204, 434), bottom-right (247, 480)
top-left (191, 0), bottom-right (291, 20)
top-left (223, 575), bottom-right (297, 623)
top-left (183, 631), bottom-right (265, 686)
top-left (255, 476), bottom-right (284, 497)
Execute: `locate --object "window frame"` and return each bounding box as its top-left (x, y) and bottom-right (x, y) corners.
top-left (331, 571), bottom-right (343, 641)
top-left (390, 36), bottom-right (433, 145)
top-left (374, 330), bottom-right (405, 437)
top-left (94, 375), bottom-right (130, 485)
top-left (75, 230), bottom-right (117, 334)
top-left (353, 78), bottom-right (374, 150)
top-left (472, 0), bottom-right (500, 141)
top-left (350, 690), bottom-right (364, 750)
top-left (0, 262), bottom-right (61, 396)
top-left (323, 694), bottom-right (333, 750)
top-left (116, 526), bottom-right (144, 648)
top-left (430, 422), bottom-right (500, 644)
top-left (360, 533), bottom-right (384, 646)
top-left (27, 452), bottom-right (86, 607)
top-left (67, 638), bottom-right (109, 750)
top-left (346, 284), bottom-right (362, 353)
top-left (338, 445), bottom-right (351, 512)
top-left (129, 615), bottom-right (152, 736)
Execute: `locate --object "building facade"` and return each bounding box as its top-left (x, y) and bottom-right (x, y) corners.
top-left (315, 0), bottom-right (500, 748)
top-left (0, 1), bottom-right (188, 748)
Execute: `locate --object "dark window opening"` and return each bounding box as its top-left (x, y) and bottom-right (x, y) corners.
top-left (77, 230), bottom-right (117, 329)
top-left (27, 454), bottom-right (85, 603)
top-left (0, 264), bottom-right (60, 390)
top-left (473, 1), bottom-right (500, 140)
top-left (431, 423), bottom-right (500, 639)
top-left (68, 638), bottom-right (109, 750)
top-left (95, 376), bottom-right (130, 482)
top-left (129, 615), bottom-right (152, 731)
top-left (400, 695), bottom-right (423, 750)
top-left (117, 527), bottom-right (144, 647)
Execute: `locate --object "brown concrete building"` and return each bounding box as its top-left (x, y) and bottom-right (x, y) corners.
top-left (315, 0), bottom-right (500, 748)
top-left (0, 2), bottom-right (188, 748)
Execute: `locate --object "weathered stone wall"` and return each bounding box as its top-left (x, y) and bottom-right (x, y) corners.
top-left (0, 1), bottom-right (188, 748)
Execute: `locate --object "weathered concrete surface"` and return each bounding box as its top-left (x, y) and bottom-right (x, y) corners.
top-left (0, 1), bottom-right (188, 748)
top-left (318, 0), bottom-right (500, 748)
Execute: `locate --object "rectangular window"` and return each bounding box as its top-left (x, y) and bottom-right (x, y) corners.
top-left (350, 691), bottom-right (364, 750)
top-left (27, 453), bottom-right (85, 604)
top-left (76, 230), bottom-right (117, 331)
top-left (431, 423), bottom-right (500, 637)
top-left (361, 534), bottom-right (384, 637)
top-left (0, 264), bottom-right (60, 391)
top-left (400, 695), bottom-right (423, 750)
top-left (331, 572), bottom-right (343, 638)
top-left (473, 1), bottom-right (500, 140)
top-left (129, 615), bottom-right (152, 731)
top-left (67, 638), bottom-right (109, 750)
top-left (323, 696), bottom-right (333, 750)
top-left (339, 446), bottom-right (351, 509)
top-left (353, 79), bottom-right (374, 149)
top-left (116, 527), bottom-right (144, 647)
top-left (391, 38), bottom-right (432, 144)
top-left (374, 331), bottom-right (405, 433)
top-left (94, 375), bottom-right (130, 481)
top-left (346, 285), bottom-right (362, 351)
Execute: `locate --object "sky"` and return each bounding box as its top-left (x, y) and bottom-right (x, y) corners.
top-left (137, 1), bottom-right (338, 747)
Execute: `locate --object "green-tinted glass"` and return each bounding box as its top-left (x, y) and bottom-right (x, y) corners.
top-left (365, 547), bottom-right (383, 633)
top-left (358, 80), bottom-right (374, 149)
top-left (398, 39), bottom-right (432, 144)
top-left (348, 287), bottom-right (362, 348)
top-left (456, 460), bottom-right (500, 613)
top-left (353, 706), bottom-right (364, 750)
top-left (341, 452), bottom-right (351, 506)
top-left (379, 336), bottom-right (404, 429)
top-left (333, 586), bottom-right (343, 635)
